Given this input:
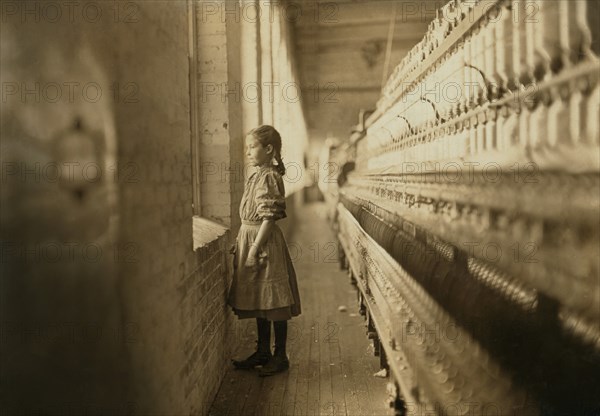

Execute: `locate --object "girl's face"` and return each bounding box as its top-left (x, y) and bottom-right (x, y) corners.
top-left (245, 134), bottom-right (273, 167)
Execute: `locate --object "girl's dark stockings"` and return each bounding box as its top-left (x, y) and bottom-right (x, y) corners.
top-left (256, 317), bottom-right (271, 352)
top-left (256, 318), bottom-right (288, 356)
top-left (273, 320), bottom-right (287, 356)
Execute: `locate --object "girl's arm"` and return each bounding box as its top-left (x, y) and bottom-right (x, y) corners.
top-left (248, 219), bottom-right (275, 258)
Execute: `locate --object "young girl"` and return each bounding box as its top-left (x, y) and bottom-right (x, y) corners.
top-left (227, 125), bottom-right (302, 376)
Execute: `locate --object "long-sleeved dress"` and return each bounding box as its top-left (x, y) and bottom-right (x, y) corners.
top-left (226, 165), bottom-right (302, 321)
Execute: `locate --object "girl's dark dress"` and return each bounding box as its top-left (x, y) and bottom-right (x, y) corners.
top-left (226, 165), bottom-right (302, 321)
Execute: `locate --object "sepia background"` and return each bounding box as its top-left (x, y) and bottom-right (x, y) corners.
top-left (1, 0), bottom-right (599, 415)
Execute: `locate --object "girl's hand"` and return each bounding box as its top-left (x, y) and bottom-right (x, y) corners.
top-left (244, 252), bottom-right (258, 270)
top-left (256, 250), bottom-right (268, 269)
top-left (244, 246), bottom-right (267, 271)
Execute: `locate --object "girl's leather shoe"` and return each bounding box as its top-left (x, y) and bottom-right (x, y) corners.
top-left (231, 350), bottom-right (272, 370)
top-left (258, 354), bottom-right (289, 376)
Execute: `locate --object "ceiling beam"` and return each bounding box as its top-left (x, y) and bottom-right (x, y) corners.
top-left (307, 17), bottom-right (434, 28)
top-left (296, 33), bottom-right (424, 48)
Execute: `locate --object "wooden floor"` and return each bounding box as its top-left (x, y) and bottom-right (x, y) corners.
top-left (209, 202), bottom-right (391, 416)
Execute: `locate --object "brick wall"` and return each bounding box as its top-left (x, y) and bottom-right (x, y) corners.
top-left (181, 235), bottom-right (233, 415)
top-left (195, 3), bottom-right (244, 231)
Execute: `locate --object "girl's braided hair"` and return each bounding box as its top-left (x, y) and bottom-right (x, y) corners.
top-left (248, 125), bottom-right (286, 176)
